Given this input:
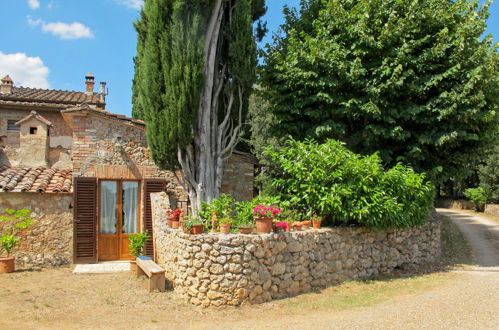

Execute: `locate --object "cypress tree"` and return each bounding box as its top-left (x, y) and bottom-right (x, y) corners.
top-left (133, 0), bottom-right (266, 211)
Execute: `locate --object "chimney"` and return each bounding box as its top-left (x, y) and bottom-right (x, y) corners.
top-left (85, 72), bottom-right (95, 95)
top-left (1, 75), bottom-right (13, 95)
top-left (99, 81), bottom-right (107, 102)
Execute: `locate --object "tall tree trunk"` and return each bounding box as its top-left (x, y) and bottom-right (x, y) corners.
top-left (177, 0), bottom-right (244, 215)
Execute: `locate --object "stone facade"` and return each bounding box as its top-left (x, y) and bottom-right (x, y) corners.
top-left (221, 154), bottom-right (255, 201)
top-left (0, 193), bottom-right (73, 267)
top-left (151, 192), bottom-right (441, 306)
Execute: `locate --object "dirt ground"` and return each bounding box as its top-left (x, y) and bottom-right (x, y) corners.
top-left (0, 211), bottom-right (497, 329)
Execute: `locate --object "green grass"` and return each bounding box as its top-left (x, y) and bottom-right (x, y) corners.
top-left (279, 273), bottom-right (452, 311)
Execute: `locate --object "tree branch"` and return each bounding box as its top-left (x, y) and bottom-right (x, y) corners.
top-left (221, 85), bottom-right (244, 158)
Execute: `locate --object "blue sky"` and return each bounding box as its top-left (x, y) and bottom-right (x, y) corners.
top-left (0, 0), bottom-right (496, 117)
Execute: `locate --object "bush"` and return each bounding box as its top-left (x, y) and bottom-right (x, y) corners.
top-left (0, 208), bottom-right (35, 257)
top-left (478, 146), bottom-right (499, 203)
top-left (266, 139), bottom-right (435, 230)
top-left (463, 187), bottom-right (487, 212)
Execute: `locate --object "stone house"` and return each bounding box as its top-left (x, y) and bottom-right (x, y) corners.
top-left (0, 74), bottom-right (256, 267)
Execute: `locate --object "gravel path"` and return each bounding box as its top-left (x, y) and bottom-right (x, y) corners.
top-left (437, 208), bottom-right (499, 267)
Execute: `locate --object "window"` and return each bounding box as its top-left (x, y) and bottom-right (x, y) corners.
top-left (7, 120), bottom-right (19, 131)
top-left (30, 127), bottom-right (37, 135)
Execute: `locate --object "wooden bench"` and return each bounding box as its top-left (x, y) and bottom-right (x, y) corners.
top-left (136, 256), bottom-right (166, 292)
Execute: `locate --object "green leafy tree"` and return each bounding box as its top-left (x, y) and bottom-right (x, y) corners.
top-left (261, 0), bottom-right (498, 185)
top-left (478, 145), bottom-right (499, 203)
top-left (132, 0), bottom-right (266, 213)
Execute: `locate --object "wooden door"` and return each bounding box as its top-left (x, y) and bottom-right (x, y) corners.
top-left (74, 177), bottom-right (97, 264)
top-left (98, 180), bottom-right (139, 261)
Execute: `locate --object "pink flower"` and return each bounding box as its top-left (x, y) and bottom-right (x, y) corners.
top-left (260, 210), bottom-right (265, 215)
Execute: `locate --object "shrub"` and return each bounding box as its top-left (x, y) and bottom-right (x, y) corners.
top-left (0, 208), bottom-right (35, 257)
top-left (463, 187), bottom-right (487, 212)
top-left (266, 139), bottom-right (435, 230)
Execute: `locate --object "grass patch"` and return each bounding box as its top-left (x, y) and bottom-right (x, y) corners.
top-left (439, 214), bottom-right (473, 267)
top-left (278, 214), bottom-right (472, 312)
top-left (279, 272), bottom-right (453, 311)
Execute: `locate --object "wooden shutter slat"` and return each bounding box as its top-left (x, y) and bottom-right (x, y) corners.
top-left (73, 177), bottom-right (97, 264)
top-left (143, 179), bottom-right (167, 258)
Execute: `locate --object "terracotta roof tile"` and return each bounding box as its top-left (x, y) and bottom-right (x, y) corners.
top-left (62, 104), bottom-right (146, 128)
top-left (0, 86), bottom-right (105, 109)
top-left (0, 166), bottom-right (72, 193)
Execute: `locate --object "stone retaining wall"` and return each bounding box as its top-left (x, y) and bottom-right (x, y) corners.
top-left (151, 192), bottom-right (441, 306)
top-left (0, 193), bottom-right (73, 267)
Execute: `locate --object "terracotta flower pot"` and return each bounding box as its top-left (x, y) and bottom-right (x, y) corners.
top-left (0, 256), bottom-right (15, 274)
top-left (191, 224), bottom-right (204, 235)
top-left (255, 217), bottom-right (273, 234)
top-left (219, 223), bottom-right (231, 234)
top-left (171, 220), bottom-right (180, 229)
top-left (293, 225), bottom-right (302, 231)
top-left (239, 227), bottom-right (253, 234)
top-left (312, 219), bottom-right (322, 229)
top-left (130, 260), bottom-right (138, 275)
top-left (166, 219), bottom-right (173, 227)
top-left (302, 221), bottom-right (311, 230)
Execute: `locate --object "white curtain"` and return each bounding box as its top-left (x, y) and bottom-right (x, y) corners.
top-left (122, 181), bottom-right (138, 234)
top-left (100, 181), bottom-right (117, 234)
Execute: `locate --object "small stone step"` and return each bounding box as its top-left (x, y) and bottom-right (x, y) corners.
top-left (73, 261), bottom-right (130, 274)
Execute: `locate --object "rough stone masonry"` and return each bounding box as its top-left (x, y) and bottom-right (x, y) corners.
top-left (151, 192), bottom-right (441, 307)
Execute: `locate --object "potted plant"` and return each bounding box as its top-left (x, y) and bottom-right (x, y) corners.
top-left (301, 220), bottom-right (312, 230)
top-left (311, 217), bottom-right (322, 229)
top-left (0, 208), bottom-right (35, 274)
top-left (236, 201), bottom-right (254, 234)
top-left (291, 222), bottom-right (302, 231)
top-left (218, 217), bottom-right (233, 234)
top-left (253, 204), bottom-right (282, 234)
top-left (128, 231), bottom-right (150, 275)
top-left (184, 217), bottom-right (205, 235)
top-left (274, 221), bottom-right (289, 232)
top-left (167, 208), bottom-right (182, 229)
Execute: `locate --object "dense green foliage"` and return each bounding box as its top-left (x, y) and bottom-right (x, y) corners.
top-left (261, 0), bottom-right (498, 185)
top-left (463, 187), bottom-right (487, 211)
top-left (132, 0), bottom-right (207, 168)
top-left (477, 146), bottom-right (499, 202)
top-left (0, 209), bottom-right (35, 256)
top-left (246, 92), bottom-right (283, 193)
top-left (128, 232), bottom-right (150, 258)
top-left (266, 139), bottom-right (435, 230)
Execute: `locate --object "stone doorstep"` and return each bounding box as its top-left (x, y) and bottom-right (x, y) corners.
top-left (72, 261), bottom-right (131, 274)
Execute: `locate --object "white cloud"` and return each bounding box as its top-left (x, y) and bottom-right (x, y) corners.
top-left (115, 0), bottom-right (143, 10)
top-left (0, 51), bottom-right (50, 89)
top-left (27, 16), bottom-right (94, 40)
top-left (28, 0), bottom-right (40, 10)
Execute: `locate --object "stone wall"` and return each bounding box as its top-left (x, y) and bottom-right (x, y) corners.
top-left (151, 192), bottom-right (441, 306)
top-left (485, 204), bottom-right (499, 217)
top-left (0, 193), bottom-right (73, 267)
